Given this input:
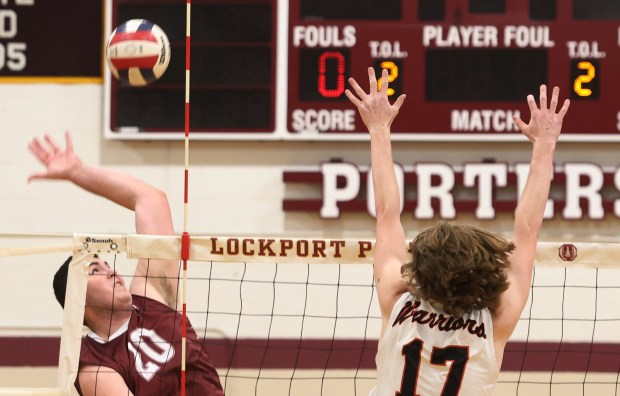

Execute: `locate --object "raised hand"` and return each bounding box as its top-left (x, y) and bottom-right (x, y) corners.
top-left (345, 67), bottom-right (406, 134)
top-left (27, 131), bottom-right (82, 182)
top-left (513, 85), bottom-right (570, 146)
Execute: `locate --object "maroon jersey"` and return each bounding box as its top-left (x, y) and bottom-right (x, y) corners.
top-left (77, 294), bottom-right (223, 395)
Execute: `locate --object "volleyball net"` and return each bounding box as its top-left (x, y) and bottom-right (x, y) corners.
top-left (1, 234), bottom-right (620, 395)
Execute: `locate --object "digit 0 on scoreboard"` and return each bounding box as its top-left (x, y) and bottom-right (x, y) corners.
top-left (299, 48), bottom-right (350, 101)
top-left (287, 0), bottom-right (620, 140)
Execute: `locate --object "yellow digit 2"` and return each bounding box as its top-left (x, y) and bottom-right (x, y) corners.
top-left (573, 61), bottom-right (595, 97)
top-left (377, 61), bottom-right (398, 96)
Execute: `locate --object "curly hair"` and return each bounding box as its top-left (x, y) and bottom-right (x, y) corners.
top-left (401, 221), bottom-right (515, 317)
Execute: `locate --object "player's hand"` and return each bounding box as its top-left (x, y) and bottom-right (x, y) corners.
top-left (27, 131), bottom-right (83, 182)
top-left (513, 85), bottom-right (570, 147)
top-left (345, 67), bottom-right (406, 133)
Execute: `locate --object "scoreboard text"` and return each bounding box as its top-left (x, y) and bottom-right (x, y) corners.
top-left (103, 0), bottom-right (620, 141)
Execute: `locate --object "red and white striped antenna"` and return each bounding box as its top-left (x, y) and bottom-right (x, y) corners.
top-left (180, 0), bottom-right (192, 394)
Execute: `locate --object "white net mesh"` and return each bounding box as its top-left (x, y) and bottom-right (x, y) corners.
top-left (2, 235), bottom-right (620, 395)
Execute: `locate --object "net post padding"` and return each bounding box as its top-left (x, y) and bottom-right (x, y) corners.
top-left (57, 251), bottom-right (91, 394)
top-left (55, 234), bottom-right (126, 394)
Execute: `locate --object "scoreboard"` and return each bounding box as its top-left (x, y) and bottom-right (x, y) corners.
top-left (0, 0), bottom-right (101, 81)
top-left (103, 0), bottom-right (620, 141)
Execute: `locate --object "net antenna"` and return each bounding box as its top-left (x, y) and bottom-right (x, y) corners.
top-left (180, 0), bottom-right (193, 394)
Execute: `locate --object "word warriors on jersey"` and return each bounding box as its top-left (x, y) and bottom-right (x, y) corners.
top-left (393, 300), bottom-right (487, 339)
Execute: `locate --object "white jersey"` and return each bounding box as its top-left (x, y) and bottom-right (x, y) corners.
top-left (371, 292), bottom-right (498, 396)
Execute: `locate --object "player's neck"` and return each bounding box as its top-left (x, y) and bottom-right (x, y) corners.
top-left (87, 307), bottom-right (132, 342)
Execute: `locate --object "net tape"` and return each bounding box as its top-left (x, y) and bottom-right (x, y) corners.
top-left (1, 233), bottom-right (613, 268)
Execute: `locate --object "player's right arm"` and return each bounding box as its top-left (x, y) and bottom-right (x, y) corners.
top-left (78, 365), bottom-right (135, 396)
top-left (27, 132), bottom-right (179, 309)
top-left (346, 67), bottom-right (408, 336)
top-left (492, 86), bottom-right (570, 362)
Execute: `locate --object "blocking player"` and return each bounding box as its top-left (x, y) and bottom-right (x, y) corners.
top-left (345, 67), bottom-right (569, 395)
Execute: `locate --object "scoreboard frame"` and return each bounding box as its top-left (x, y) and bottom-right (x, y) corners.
top-left (102, 0), bottom-right (620, 141)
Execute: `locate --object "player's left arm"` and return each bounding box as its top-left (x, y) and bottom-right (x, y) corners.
top-left (493, 86), bottom-right (570, 347)
top-left (28, 132), bottom-right (180, 309)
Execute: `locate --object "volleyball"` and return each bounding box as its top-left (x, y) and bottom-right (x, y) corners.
top-left (106, 19), bottom-right (171, 87)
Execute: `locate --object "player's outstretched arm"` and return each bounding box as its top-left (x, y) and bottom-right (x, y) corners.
top-left (493, 85), bottom-right (570, 346)
top-left (28, 132), bottom-right (179, 309)
top-left (346, 67), bottom-right (408, 334)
